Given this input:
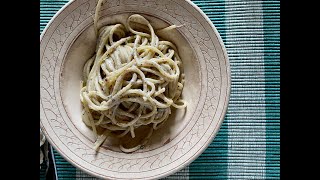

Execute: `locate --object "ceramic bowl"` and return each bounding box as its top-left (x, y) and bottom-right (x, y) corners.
top-left (40, 0), bottom-right (230, 179)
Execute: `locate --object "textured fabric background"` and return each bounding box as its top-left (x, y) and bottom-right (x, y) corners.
top-left (40, 0), bottom-right (280, 179)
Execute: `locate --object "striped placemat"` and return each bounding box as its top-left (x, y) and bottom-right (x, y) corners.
top-left (40, 0), bottom-right (280, 179)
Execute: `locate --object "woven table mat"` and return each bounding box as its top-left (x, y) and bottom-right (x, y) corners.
top-left (40, 0), bottom-right (280, 179)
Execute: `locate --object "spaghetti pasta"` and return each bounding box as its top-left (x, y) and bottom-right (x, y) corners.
top-left (80, 0), bottom-right (186, 153)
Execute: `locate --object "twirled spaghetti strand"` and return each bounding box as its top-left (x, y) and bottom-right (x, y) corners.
top-left (81, 1), bottom-right (186, 153)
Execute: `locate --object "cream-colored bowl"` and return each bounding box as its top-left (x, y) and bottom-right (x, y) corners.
top-left (40, 0), bottom-right (230, 179)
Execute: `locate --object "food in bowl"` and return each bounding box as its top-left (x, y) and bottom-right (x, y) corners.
top-left (40, 0), bottom-right (230, 178)
top-left (80, 0), bottom-right (187, 153)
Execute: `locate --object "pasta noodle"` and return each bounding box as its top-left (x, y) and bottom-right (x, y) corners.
top-left (80, 0), bottom-right (186, 153)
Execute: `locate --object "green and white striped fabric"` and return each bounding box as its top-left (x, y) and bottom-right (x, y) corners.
top-left (40, 0), bottom-right (280, 179)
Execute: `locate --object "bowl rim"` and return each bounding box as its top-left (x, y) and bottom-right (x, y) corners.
top-left (40, 0), bottom-right (231, 179)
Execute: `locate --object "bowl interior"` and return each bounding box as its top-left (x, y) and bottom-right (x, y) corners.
top-left (60, 13), bottom-right (201, 153)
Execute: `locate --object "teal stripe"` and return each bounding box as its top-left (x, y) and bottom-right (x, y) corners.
top-left (53, 148), bottom-right (76, 180)
top-left (40, 0), bottom-right (68, 33)
top-left (263, 0), bottom-right (280, 179)
top-left (189, 0), bottom-right (228, 179)
top-left (40, 162), bottom-right (47, 180)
